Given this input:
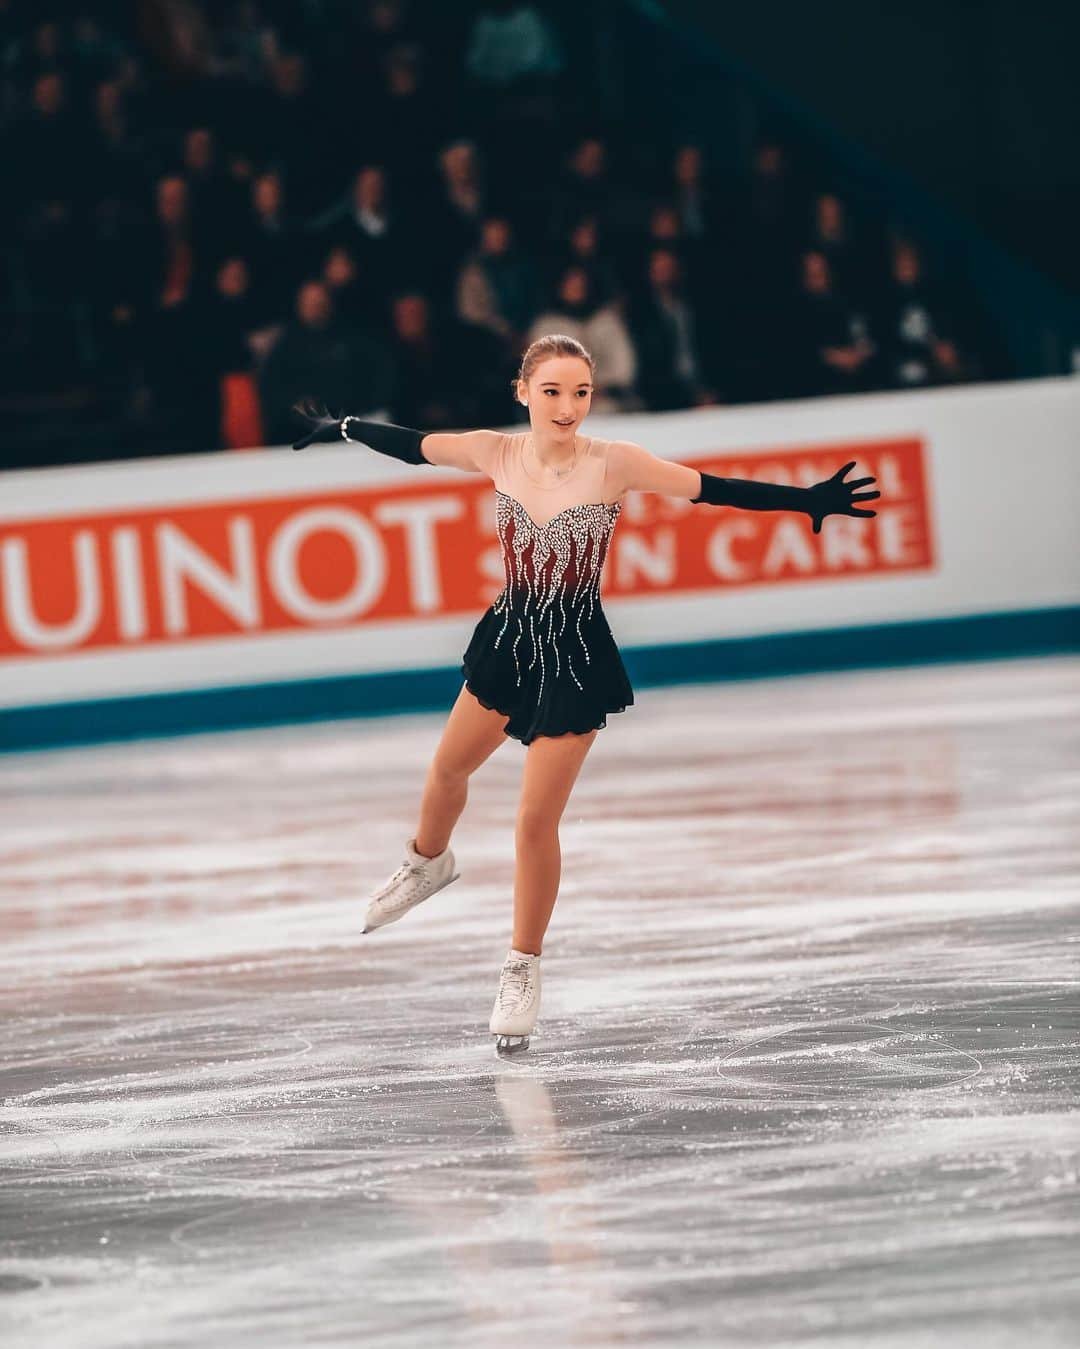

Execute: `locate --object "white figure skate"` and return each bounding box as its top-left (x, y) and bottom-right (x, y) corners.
top-left (362, 836), bottom-right (460, 933)
top-left (490, 949), bottom-right (542, 1054)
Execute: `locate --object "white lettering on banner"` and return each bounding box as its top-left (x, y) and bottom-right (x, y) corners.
top-left (762, 518), bottom-right (817, 576)
top-left (111, 527), bottom-right (147, 641)
top-left (822, 518), bottom-right (873, 570)
top-left (705, 519), bottom-right (756, 581)
top-left (876, 455), bottom-right (910, 498)
top-left (1, 530), bottom-right (101, 650)
top-left (375, 496), bottom-right (463, 613)
top-left (158, 517), bottom-right (260, 636)
top-left (878, 504), bottom-right (925, 567)
top-left (615, 529), bottom-right (677, 588)
top-left (269, 507), bottom-right (384, 624)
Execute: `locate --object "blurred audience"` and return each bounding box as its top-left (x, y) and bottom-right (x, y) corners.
top-left (790, 250), bottom-right (875, 397)
top-left (258, 279), bottom-right (394, 444)
top-left (0, 1), bottom-right (1001, 466)
top-left (456, 215), bottom-right (541, 348)
top-left (527, 264), bottom-right (637, 412)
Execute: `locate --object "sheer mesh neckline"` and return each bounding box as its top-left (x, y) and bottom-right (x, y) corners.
top-left (517, 432), bottom-right (593, 491)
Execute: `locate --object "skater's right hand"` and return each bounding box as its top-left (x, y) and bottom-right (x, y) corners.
top-left (291, 398), bottom-right (343, 451)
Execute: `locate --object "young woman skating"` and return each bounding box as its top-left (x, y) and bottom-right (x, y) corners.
top-left (293, 334), bottom-right (879, 1053)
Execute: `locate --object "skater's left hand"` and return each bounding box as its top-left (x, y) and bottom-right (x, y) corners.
top-left (806, 462), bottom-right (880, 534)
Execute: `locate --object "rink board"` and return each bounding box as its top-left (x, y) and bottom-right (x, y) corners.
top-left (2, 378), bottom-right (1078, 750)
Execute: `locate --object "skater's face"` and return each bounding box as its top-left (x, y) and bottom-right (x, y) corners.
top-left (518, 356), bottom-right (593, 433)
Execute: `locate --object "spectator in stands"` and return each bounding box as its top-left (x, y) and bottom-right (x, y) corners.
top-left (69, 14), bottom-right (132, 85)
top-left (743, 137), bottom-right (805, 311)
top-left (251, 51), bottom-right (328, 204)
top-left (547, 135), bottom-right (623, 241)
top-left (345, 0), bottom-right (420, 90)
top-left (456, 215), bottom-right (541, 348)
top-left (183, 126), bottom-right (245, 251)
top-left (322, 244), bottom-right (379, 328)
top-left (465, 1), bottom-right (564, 89)
top-left (321, 165), bottom-right (414, 305)
top-left (3, 20), bottom-right (66, 92)
top-left (7, 73), bottom-right (88, 304)
top-left (139, 238), bottom-right (219, 456)
top-left (668, 143), bottom-right (719, 242)
top-left (12, 72), bottom-right (89, 206)
top-left (527, 264), bottom-right (638, 413)
top-left (385, 291), bottom-right (510, 428)
top-left (206, 256), bottom-right (266, 448)
top-left (89, 79), bottom-right (143, 203)
top-left (139, 174), bottom-right (204, 312)
top-left (559, 212), bottom-right (622, 307)
top-left (373, 42), bottom-right (446, 196)
top-left (628, 248), bottom-right (711, 411)
top-left (875, 239), bottom-right (969, 388)
top-left (215, 1), bottom-right (278, 83)
top-left (243, 169), bottom-right (302, 316)
top-left (634, 201), bottom-right (706, 294)
top-left (422, 139), bottom-right (489, 301)
top-left (464, 0), bottom-right (564, 169)
top-left (789, 250), bottom-right (875, 397)
top-left (667, 141), bottom-right (747, 314)
top-left (259, 279), bottom-right (394, 444)
top-left (746, 139), bottom-right (803, 252)
top-left (805, 191), bottom-right (873, 297)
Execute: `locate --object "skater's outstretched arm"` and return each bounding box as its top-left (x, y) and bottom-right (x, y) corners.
top-left (291, 404), bottom-right (498, 475)
top-left (607, 440), bottom-right (879, 535)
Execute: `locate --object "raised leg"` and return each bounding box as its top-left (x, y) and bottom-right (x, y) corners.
top-left (512, 728), bottom-right (599, 954)
top-left (414, 682), bottom-right (511, 858)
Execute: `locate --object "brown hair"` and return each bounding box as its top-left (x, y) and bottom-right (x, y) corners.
top-left (512, 333), bottom-right (595, 400)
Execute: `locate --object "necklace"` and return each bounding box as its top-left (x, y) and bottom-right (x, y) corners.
top-left (522, 432), bottom-right (587, 489)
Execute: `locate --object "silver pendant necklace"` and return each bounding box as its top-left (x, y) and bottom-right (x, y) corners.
top-left (524, 433), bottom-right (583, 488)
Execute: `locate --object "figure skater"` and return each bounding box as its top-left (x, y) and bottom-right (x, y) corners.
top-left (292, 333), bottom-right (879, 1053)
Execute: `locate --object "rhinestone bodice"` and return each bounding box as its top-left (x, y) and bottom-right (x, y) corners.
top-left (490, 488), bottom-right (622, 699)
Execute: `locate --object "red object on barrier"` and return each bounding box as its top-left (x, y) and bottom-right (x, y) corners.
top-left (220, 372), bottom-right (265, 450)
top-left (0, 438), bottom-right (931, 659)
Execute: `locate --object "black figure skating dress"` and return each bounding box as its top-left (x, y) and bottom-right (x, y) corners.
top-left (462, 432), bottom-right (634, 743)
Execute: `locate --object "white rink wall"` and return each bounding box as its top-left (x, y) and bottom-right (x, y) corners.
top-left (1, 377), bottom-right (1078, 748)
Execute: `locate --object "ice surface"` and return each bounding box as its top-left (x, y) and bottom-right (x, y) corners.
top-left (2, 657), bottom-right (1079, 1347)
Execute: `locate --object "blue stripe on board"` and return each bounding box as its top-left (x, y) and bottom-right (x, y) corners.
top-left (3, 605), bottom-right (1078, 754)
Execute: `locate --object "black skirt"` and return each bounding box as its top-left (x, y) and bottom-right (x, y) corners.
top-left (461, 599), bottom-right (634, 744)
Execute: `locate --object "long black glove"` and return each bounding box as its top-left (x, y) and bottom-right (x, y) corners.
top-left (291, 404), bottom-right (428, 465)
top-left (692, 461), bottom-right (879, 533)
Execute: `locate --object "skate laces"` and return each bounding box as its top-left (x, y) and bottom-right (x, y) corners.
top-left (499, 958), bottom-right (534, 1010)
top-left (376, 858), bottom-right (426, 900)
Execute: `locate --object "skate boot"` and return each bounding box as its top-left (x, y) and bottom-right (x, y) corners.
top-left (489, 948), bottom-right (542, 1054)
top-left (362, 836), bottom-right (460, 933)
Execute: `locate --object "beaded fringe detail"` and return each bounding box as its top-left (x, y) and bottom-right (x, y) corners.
top-left (491, 490), bottom-right (622, 705)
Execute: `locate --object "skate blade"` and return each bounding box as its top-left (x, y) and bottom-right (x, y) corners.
top-left (361, 871), bottom-right (462, 934)
top-left (494, 1034), bottom-right (530, 1055)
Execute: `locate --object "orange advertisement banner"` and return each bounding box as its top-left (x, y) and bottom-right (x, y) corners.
top-left (0, 438), bottom-right (932, 659)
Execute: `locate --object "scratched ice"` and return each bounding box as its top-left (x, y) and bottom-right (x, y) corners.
top-left (2, 655), bottom-right (1079, 1347)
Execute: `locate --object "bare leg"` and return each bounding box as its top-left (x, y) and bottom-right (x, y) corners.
top-left (512, 728), bottom-right (599, 954)
top-left (414, 683), bottom-right (510, 857)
